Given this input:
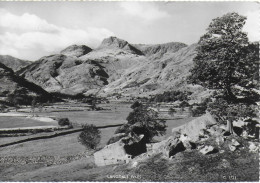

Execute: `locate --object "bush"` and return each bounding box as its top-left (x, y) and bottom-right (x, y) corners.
top-left (78, 124), bottom-right (101, 149)
top-left (58, 118), bottom-right (71, 126)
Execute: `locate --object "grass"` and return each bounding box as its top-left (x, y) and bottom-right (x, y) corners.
top-left (1, 143), bottom-right (258, 182)
top-left (0, 117), bottom-right (57, 128)
top-left (0, 102), bottom-right (215, 182)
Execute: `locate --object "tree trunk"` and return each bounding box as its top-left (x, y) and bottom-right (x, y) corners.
top-left (227, 120), bottom-right (233, 134)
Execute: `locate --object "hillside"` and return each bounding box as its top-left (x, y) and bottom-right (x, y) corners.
top-left (17, 37), bottom-right (199, 97)
top-left (0, 62), bottom-right (52, 104)
top-left (0, 55), bottom-right (31, 72)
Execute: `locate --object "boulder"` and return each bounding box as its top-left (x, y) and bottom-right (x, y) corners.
top-left (248, 142), bottom-right (259, 152)
top-left (152, 136), bottom-right (185, 157)
top-left (233, 120), bottom-right (247, 128)
top-left (231, 139), bottom-right (240, 147)
top-left (199, 145), bottom-right (216, 155)
top-left (228, 139), bottom-right (240, 151)
top-left (179, 134), bottom-right (196, 150)
top-left (215, 136), bottom-right (225, 146)
top-left (172, 113), bottom-right (217, 142)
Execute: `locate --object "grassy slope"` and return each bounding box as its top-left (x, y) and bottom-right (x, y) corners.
top-left (1, 144), bottom-right (258, 182)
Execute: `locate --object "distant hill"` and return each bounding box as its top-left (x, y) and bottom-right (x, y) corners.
top-left (0, 55), bottom-right (31, 72)
top-left (16, 36), bottom-right (200, 97)
top-left (0, 62), bottom-right (53, 104)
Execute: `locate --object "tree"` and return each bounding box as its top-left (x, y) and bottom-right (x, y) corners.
top-left (78, 124), bottom-right (101, 149)
top-left (116, 102), bottom-right (167, 143)
top-left (188, 12), bottom-right (258, 102)
top-left (188, 12), bottom-right (259, 134)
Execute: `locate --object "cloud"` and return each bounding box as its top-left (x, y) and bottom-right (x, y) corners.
top-left (0, 9), bottom-right (114, 60)
top-left (243, 10), bottom-right (259, 42)
top-left (119, 2), bottom-right (170, 21)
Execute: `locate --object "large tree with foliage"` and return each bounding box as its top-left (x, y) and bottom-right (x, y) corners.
top-left (188, 12), bottom-right (259, 103)
top-left (188, 12), bottom-right (259, 134)
top-left (115, 102), bottom-right (167, 143)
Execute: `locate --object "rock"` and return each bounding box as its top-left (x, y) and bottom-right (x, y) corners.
top-left (231, 139), bottom-right (240, 147)
top-left (229, 145), bottom-right (236, 151)
top-left (220, 159), bottom-right (231, 168)
top-left (242, 131), bottom-right (249, 138)
top-left (219, 150), bottom-right (225, 153)
top-left (248, 142), bottom-right (259, 152)
top-left (228, 139), bottom-right (240, 151)
top-left (152, 136), bottom-right (185, 157)
top-left (179, 134), bottom-right (196, 150)
top-left (215, 136), bottom-right (225, 146)
top-left (131, 161), bottom-right (138, 168)
top-left (199, 145), bottom-right (216, 155)
top-left (233, 120), bottom-right (247, 128)
top-left (172, 113), bottom-right (217, 142)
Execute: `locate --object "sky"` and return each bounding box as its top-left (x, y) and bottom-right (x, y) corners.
top-left (0, 1), bottom-right (258, 61)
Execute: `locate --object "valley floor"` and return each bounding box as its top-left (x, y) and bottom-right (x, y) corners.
top-left (0, 142), bottom-right (258, 182)
top-left (0, 101), bottom-right (258, 182)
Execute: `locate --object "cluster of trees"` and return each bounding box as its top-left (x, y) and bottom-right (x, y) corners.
top-left (149, 90), bottom-right (192, 103)
top-left (188, 12), bottom-right (259, 134)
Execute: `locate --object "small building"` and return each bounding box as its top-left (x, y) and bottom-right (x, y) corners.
top-left (94, 134), bottom-right (146, 166)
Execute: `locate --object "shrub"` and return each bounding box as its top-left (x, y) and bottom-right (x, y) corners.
top-left (58, 118), bottom-right (71, 126)
top-left (78, 124), bottom-right (101, 149)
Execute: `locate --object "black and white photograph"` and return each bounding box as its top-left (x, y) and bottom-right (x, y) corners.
top-left (0, 1), bottom-right (259, 182)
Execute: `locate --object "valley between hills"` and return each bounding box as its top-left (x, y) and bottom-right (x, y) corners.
top-left (0, 36), bottom-right (259, 182)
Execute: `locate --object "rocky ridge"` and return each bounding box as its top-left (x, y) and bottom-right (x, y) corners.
top-left (15, 36), bottom-right (199, 97)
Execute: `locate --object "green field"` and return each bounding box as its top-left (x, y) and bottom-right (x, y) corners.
top-left (0, 102), bottom-right (198, 181)
top-left (0, 116), bottom-right (58, 128)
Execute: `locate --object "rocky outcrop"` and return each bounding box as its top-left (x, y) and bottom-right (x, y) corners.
top-left (98, 36), bottom-right (143, 55)
top-left (172, 112), bottom-right (218, 142)
top-left (152, 136), bottom-right (185, 157)
top-left (60, 45), bottom-right (92, 57)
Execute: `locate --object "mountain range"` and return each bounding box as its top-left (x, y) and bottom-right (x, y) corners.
top-left (1, 36), bottom-right (203, 99)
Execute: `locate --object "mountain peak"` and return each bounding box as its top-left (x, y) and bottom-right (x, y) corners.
top-left (99, 36), bottom-right (143, 55)
top-left (99, 36), bottom-right (129, 49)
top-left (60, 44), bottom-right (92, 57)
